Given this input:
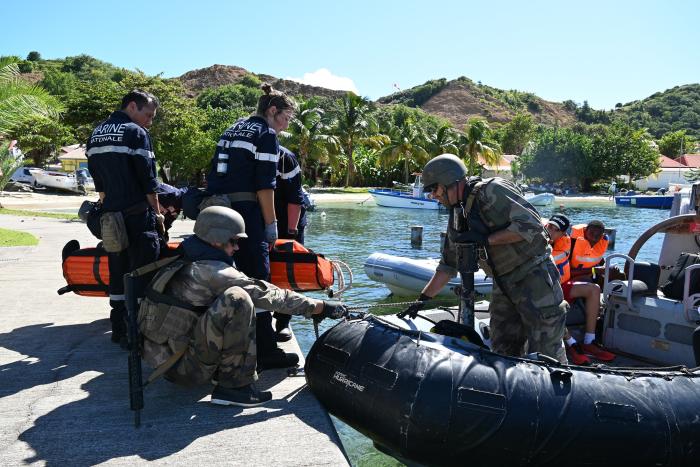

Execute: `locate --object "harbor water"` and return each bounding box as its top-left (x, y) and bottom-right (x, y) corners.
top-left (294, 198), bottom-right (670, 466)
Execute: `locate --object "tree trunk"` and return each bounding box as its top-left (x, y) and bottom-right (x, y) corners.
top-left (404, 156), bottom-right (410, 184)
top-left (344, 142), bottom-right (354, 187)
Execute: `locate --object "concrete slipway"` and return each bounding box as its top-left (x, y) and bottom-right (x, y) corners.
top-left (0, 214), bottom-right (348, 466)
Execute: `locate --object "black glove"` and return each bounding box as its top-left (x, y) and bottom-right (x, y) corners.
top-left (453, 230), bottom-right (489, 246)
top-left (314, 300), bottom-right (348, 323)
top-left (397, 293), bottom-right (432, 319)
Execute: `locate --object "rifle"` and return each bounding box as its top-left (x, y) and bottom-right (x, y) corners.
top-left (125, 272), bottom-right (144, 427)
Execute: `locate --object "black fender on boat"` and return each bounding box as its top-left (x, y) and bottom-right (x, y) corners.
top-left (305, 316), bottom-right (700, 467)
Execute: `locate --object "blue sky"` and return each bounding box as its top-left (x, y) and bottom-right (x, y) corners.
top-left (4, 0), bottom-right (698, 109)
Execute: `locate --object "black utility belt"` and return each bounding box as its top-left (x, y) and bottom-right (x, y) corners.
top-left (122, 200), bottom-right (150, 217)
top-left (225, 192), bottom-right (258, 203)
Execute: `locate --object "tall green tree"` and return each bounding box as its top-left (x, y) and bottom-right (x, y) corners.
top-left (425, 124), bottom-right (458, 157)
top-left (496, 112), bottom-right (535, 155)
top-left (331, 92), bottom-right (383, 186)
top-left (658, 130), bottom-right (694, 158)
top-left (280, 98), bottom-right (339, 181)
top-left (0, 57), bottom-right (63, 190)
top-left (0, 57), bottom-right (63, 137)
top-left (456, 118), bottom-right (501, 175)
top-left (379, 117), bottom-right (429, 183)
top-left (8, 115), bottom-right (73, 167)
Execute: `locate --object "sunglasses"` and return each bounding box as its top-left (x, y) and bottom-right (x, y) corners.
top-left (229, 238), bottom-right (239, 248)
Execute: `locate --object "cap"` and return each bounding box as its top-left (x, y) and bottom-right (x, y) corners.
top-left (547, 214), bottom-right (571, 232)
top-left (587, 219), bottom-right (605, 229)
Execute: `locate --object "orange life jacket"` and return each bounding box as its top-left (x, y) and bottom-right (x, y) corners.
top-left (551, 235), bottom-right (571, 283)
top-left (570, 224), bottom-right (608, 271)
top-left (269, 239), bottom-right (334, 291)
top-left (58, 239), bottom-right (334, 297)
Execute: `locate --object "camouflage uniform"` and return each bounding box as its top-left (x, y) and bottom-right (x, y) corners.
top-left (139, 256), bottom-right (317, 388)
top-left (437, 177), bottom-right (568, 363)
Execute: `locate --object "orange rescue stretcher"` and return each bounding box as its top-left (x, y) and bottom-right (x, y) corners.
top-left (58, 239), bottom-right (351, 297)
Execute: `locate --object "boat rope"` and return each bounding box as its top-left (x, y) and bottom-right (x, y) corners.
top-left (329, 260), bottom-right (353, 297)
top-left (343, 298), bottom-right (457, 311)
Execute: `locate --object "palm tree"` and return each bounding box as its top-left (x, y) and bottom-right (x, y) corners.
top-left (0, 57), bottom-right (63, 137)
top-left (379, 117), bottom-right (430, 183)
top-left (331, 92), bottom-right (383, 186)
top-left (1, 57), bottom-right (63, 192)
top-left (456, 118), bottom-right (501, 176)
top-left (280, 99), bottom-right (339, 182)
top-left (425, 124), bottom-right (458, 157)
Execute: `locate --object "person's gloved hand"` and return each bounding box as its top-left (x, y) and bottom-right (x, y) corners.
top-left (454, 230), bottom-right (489, 246)
top-left (265, 221), bottom-right (278, 244)
top-left (313, 300), bottom-right (349, 323)
top-left (397, 293), bottom-right (432, 319)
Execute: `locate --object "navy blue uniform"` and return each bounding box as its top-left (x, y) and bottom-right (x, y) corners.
top-left (273, 147), bottom-right (307, 331)
top-left (205, 115), bottom-right (280, 355)
top-left (274, 146), bottom-right (307, 243)
top-left (205, 115), bottom-right (279, 280)
top-left (86, 110), bottom-right (161, 339)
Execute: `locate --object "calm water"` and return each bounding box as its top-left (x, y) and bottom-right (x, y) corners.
top-left (294, 199), bottom-right (670, 467)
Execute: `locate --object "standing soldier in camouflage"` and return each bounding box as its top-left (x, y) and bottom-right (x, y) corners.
top-left (402, 154), bottom-right (568, 363)
top-left (138, 206), bottom-right (346, 406)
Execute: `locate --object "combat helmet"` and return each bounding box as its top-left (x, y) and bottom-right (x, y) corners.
top-left (422, 154), bottom-right (467, 190)
top-left (194, 206), bottom-right (248, 244)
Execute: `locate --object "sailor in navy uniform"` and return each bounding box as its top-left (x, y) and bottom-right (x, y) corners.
top-left (86, 90), bottom-right (163, 345)
top-left (272, 146), bottom-right (308, 341)
top-left (204, 84), bottom-right (299, 369)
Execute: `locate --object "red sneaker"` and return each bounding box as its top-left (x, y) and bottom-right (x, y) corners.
top-left (566, 344), bottom-right (591, 366)
top-left (582, 341), bottom-right (616, 361)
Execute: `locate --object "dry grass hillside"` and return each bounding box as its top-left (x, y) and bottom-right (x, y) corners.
top-left (402, 80), bottom-right (576, 128)
top-left (178, 64), bottom-right (346, 100)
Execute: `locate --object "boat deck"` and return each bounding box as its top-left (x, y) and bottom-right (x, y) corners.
top-left (0, 216), bottom-right (348, 466)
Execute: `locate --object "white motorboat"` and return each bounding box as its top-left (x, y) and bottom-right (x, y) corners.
top-left (364, 252), bottom-right (492, 297)
top-left (601, 184), bottom-right (700, 366)
top-left (368, 174), bottom-right (441, 210)
top-left (524, 191), bottom-right (555, 206)
top-left (33, 169), bottom-right (94, 193)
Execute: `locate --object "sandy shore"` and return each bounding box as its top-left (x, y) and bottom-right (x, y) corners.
top-left (0, 190), bottom-right (614, 211)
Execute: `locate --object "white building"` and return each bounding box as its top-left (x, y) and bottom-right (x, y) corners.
top-left (633, 155), bottom-right (690, 190)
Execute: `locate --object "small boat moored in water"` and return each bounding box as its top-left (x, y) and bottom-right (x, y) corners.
top-left (524, 191), bottom-right (555, 206)
top-left (614, 192), bottom-right (674, 209)
top-left (364, 252), bottom-right (492, 297)
top-left (306, 183), bottom-right (700, 466)
top-left (368, 174), bottom-right (441, 210)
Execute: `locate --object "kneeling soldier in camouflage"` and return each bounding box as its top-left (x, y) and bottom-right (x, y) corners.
top-left (138, 206), bottom-right (346, 407)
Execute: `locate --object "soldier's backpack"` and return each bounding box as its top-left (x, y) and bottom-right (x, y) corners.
top-left (660, 252), bottom-right (700, 300)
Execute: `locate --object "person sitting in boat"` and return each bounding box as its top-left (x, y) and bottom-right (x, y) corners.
top-left (403, 153), bottom-right (569, 363)
top-left (138, 206), bottom-right (347, 407)
top-left (545, 214), bottom-right (615, 365)
top-left (569, 220), bottom-right (608, 282)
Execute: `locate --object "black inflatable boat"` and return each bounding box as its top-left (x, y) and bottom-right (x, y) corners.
top-left (305, 315), bottom-right (700, 467)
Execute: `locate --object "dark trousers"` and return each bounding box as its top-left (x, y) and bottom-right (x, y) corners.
top-left (273, 226), bottom-right (306, 330)
top-left (107, 209), bottom-right (160, 335)
top-left (229, 202), bottom-right (277, 355)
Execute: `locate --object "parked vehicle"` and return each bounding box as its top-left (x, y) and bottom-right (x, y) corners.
top-left (9, 167), bottom-right (43, 187)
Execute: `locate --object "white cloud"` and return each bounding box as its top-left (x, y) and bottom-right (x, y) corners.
top-left (287, 68), bottom-right (359, 94)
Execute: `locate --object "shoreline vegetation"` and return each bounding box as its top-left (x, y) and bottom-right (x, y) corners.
top-left (1, 54), bottom-right (698, 197)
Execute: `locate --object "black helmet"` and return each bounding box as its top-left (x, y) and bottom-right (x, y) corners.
top-left (422, 154), bottom-right (467, 190)
top-left (194, 206), bottom-right (247, 244)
